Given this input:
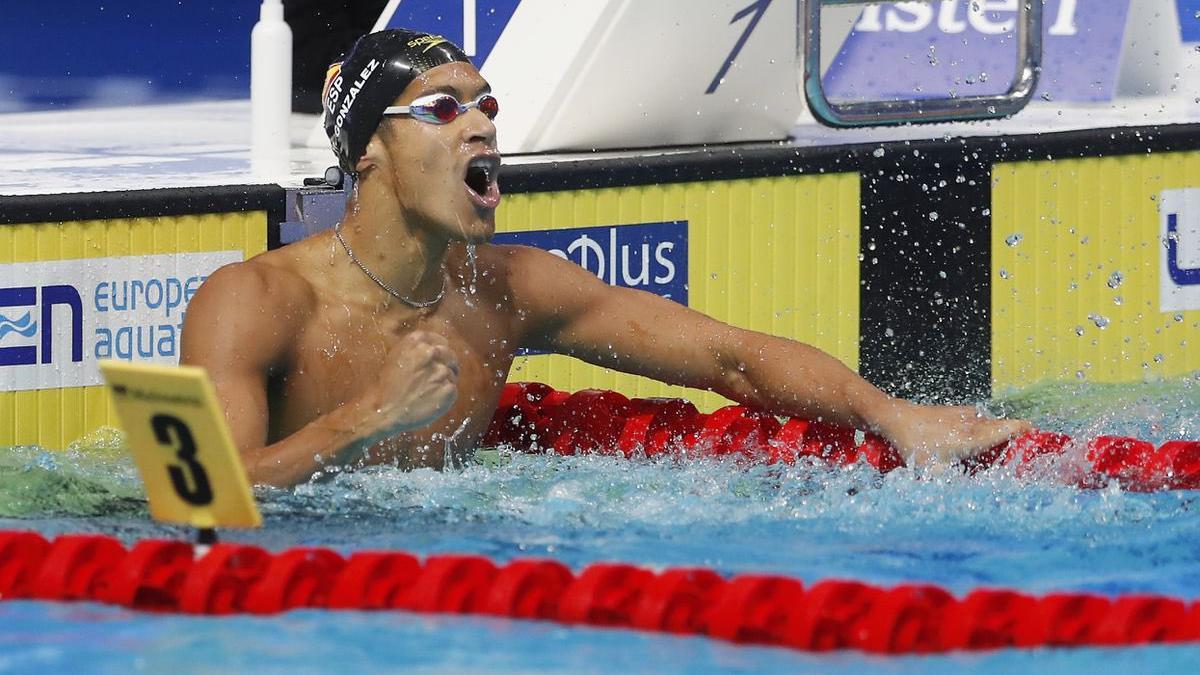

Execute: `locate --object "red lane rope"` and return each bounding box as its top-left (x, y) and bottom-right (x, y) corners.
top-left (1, 530), bottom-right (1197, 652)
top-left (483, 383), bottom-right (1200, 492)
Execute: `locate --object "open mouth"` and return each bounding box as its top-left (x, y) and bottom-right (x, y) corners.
top-left (464, 155), bottom-right (501, 209)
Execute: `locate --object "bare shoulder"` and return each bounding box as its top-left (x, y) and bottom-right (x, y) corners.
top-left (471, 241), bottom-right (527, 275)
top-left (181, 255), bottom-right (316, 370)
top-left (476, 242), bottom-right (552, 267)
top-left (475, 242), bottom-right (608, 326)
top-left (191, 256), bottom-right (315, 318)
top-left (477, 243), bottom-right (601, 295)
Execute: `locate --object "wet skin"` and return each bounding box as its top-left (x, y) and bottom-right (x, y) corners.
top-left (182, 62), bottom-right (1031, 487)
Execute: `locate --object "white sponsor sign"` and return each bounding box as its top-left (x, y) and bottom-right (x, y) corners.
top-left (0, 251), bottom-right (242, 392)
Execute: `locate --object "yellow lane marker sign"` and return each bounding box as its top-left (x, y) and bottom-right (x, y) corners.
top-left (100, 361), bottom-right (261, 529)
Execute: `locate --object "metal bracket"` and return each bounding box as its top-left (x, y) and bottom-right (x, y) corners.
top-left (802, 0), bottom-right (1043, 127)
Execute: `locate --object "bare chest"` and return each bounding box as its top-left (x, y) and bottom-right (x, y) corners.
top-left (269, 296), bottom-right (518, 460)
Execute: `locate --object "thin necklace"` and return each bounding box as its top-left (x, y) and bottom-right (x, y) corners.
top-left (333, 223), bottom-right (446, 309)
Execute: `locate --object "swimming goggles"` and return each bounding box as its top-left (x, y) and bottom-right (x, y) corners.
top-left (383, 93), bottom-right (499, 124)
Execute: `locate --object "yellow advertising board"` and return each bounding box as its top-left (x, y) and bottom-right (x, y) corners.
top-left (495, 174), bottom-right (861, 411)
top-left (992, 152), bottom-right (1200, 390)
top-left (0, 212), bottom-right (268, 449)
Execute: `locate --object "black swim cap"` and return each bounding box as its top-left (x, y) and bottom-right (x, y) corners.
top-left (323, 30), bottom-right (471, 173)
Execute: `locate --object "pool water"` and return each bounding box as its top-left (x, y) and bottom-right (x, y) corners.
top-left (1, 375), bottom-right (1198, 673)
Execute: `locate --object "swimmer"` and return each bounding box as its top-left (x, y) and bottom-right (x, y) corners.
top-left (181, 29), bottom-right (1030, 487)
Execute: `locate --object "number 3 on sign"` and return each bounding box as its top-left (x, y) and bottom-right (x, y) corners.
top-left (152, 414), bottom-right (214, 505)
top-left (100, 361), bottom-right (261, 529)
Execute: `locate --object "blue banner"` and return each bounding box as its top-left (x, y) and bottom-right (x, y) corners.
top-left (492, 221), bottom-right (689, 304)
top-left (1180, 0), bottom-right (1200, 42)
top-left (0, 1), bottom-right (258, 111)
top-left (824, 0), bottom-right (1131, 103)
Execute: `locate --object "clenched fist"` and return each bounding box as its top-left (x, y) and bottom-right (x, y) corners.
top-left (370, 330), bottom-right (459, 433)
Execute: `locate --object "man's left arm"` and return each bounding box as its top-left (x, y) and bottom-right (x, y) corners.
top-left (505, 245), bottom-right (1029, 464)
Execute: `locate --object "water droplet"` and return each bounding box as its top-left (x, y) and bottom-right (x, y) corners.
top-left (1005, 233), bottom-right (1023, 247)
top-left (928, 212), bottom-right (939, 222)
top-left (460, 243), bottom-right (480, 308)
top-left (1089, 314), bottom-right (1110, 329)
top-left (872, 147), bottom-right (886, 158)
top-left (998, 268), bottom-right (1010, 279)
top-left (1106, 271), bottom-right (1124, 289)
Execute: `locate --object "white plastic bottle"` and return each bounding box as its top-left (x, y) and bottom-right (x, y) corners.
top-left (250, 0), bottom-right (293, 180)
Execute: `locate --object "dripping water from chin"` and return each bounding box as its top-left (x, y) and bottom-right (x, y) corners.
top-left (463, 242), bottom-right (479, 307)
top-left (451, 209), bottom-right (479, 308)
top-left (446, 137), bottom-right (481, 308)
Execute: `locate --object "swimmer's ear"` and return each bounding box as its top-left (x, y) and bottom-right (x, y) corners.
top-left (355, 138), bottom-right (382, 175)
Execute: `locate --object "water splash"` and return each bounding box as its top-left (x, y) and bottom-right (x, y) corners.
top-left (0, 442), bottom-right (144, 519)
top-left (2, 373), bottom-right (1196, 595)
top-left (993, 374), bottom-right (1200, 444)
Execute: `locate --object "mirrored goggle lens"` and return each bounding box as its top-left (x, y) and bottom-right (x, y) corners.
top-left (477, 95), bottom-right (499, 120)
top-left (431, 96), bottom-right (460, 122)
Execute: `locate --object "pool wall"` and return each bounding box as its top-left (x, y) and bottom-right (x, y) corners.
top-left (0, 187), bottom-right (281, 448)
top-left (992, 153), bottom-right (1200, 389)
top-left (2, 125), bottom-right (1199, 449)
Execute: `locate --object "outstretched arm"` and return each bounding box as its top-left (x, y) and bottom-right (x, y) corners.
top-left (506, 246), bottom-right (1028, 464)
top-left (181, 262), bottom-right (457, 487)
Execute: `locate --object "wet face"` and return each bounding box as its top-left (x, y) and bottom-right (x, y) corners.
top-left (367, 62), bottom-right (500, 243)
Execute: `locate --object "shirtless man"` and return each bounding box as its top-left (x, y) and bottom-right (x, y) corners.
top-left (182, 30), bottom-right (1030, 488)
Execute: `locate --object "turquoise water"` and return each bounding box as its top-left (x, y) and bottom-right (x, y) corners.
top-left (1, 375), bottom-right (1198, 673)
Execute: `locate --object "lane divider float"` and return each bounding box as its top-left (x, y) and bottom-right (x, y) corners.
top-left (1, 530), bottom-right (1197, 653)
top-left (483, 383), bottom-right (1200, 492)
top-left (7, 370), bottom-right (1197, 655)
